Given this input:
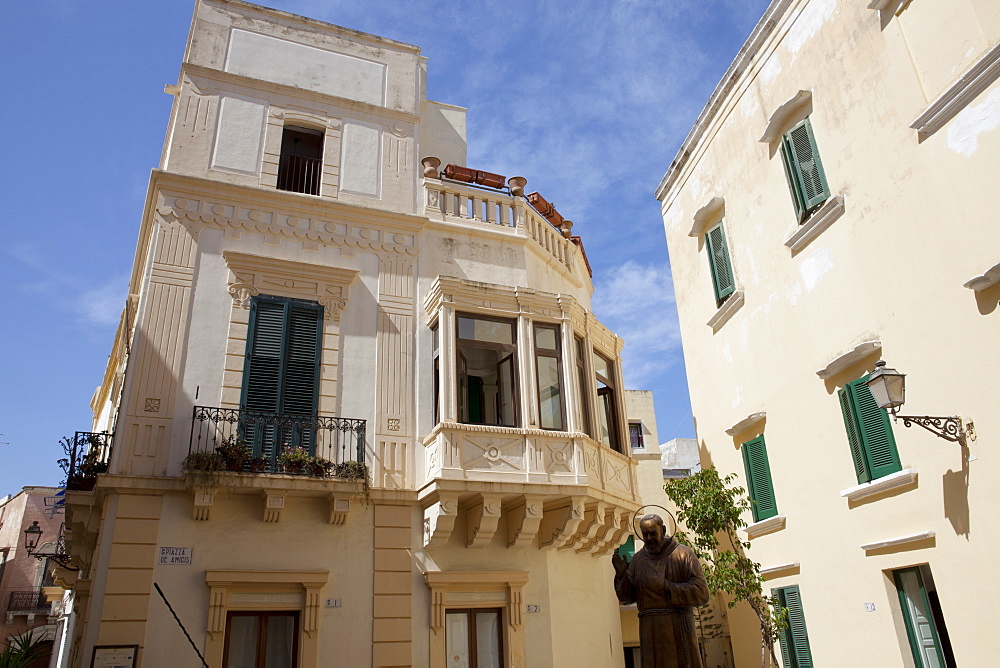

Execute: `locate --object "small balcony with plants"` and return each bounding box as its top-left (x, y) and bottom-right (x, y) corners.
top-left (183, 406), bottom-right (370, 523)
top-left (58, 431), bottom-right (112, 491)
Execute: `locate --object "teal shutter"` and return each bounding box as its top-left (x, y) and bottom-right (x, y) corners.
top-left (241, 296), bottom-right (323, 458)
top-left (782, 118), bottom-right (829, 220)
top-left (742, 435), bottom-right (778, 522)
top-left (615, 535), bottom-right (636, 562)
top-left (774, 585), bottom-right (814, 668)
top-left (705, 221), bottom-right (735, 305)
top-left (840, 378), bottom-right (901, 483)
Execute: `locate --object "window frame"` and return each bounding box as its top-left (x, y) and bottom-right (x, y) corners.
top-left (455, 313), bottom-right (519, 428)
top-left (780, 117), bottom-right (830, 223)
top-left (276, 124), bottom-right (324, 196)
top-left (741, 435), bottom-right (778, 522)
top-left (222, 610), bottom-right (300, 668)
top-left (628, 422), bottom-right (644, 450)
top-left (838, 376), bottom-right (902, 484)
top-left (593, 350), bottom-right (624, 453)
top-left (445, 607), bottom-right (504, 668)
top-left (893, 565), bottom-right (956, 668)
top-left (533, 322), bottom-right (565, 431)
top-left (575, 336), bottom-right (593, 437)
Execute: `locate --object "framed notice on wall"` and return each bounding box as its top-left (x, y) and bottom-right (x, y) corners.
top-left (91, 645), bottom-right (138, 668)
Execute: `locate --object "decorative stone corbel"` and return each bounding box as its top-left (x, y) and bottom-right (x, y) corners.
top-left (466, 493), bottom-right (503, 548)
top-left (578, 503), bottom-right (618, 553)
top-left (228, 283), bottom-right (259, 310)
top-left (506, 495), bottom-right (545, 548)
top-left (263, 492), bottom-right (286, 523)
top-left (328, 496), bottom-right (350, 525)
top-left (539, 497), bottom-right (586, 550)
top-left (207, 585), bottom-right (227, 640)
top-left (423, 492), bottom-right (460, 547)
top-left (595, 509), bottom-right (632, 556)
top-left (193, 488), bottom-right (216, 521)
top-left (561, 501), bottom-right (608, 551)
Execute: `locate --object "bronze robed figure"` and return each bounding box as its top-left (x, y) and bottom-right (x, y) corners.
top-left (613, 514), bottom-right (710, 668)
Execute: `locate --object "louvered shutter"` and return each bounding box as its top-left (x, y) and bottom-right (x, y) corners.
top-left (783, 586), bottom-right (814, 667)
top-left (780, 137), bottom-right (806, 221)
top-left (838, 385), bottom-right (870, 484)
top-left (774, 588), bottom-right (794, 668)
top-left (241, 296), bottom-right (323, 458)
top-left (848, 378), bottom-right (902, 481)
top-left (705, 221), bottom-right (735, 305)
top-left (784, 118), bottom-right (829, 216)
top-left (742, 435), bottom-right (778, 522)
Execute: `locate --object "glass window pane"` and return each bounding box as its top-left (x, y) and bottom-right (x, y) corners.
top-left (226, 616), bottom-right (259, 668)
top-left (498, 354), bottom-right (516, 427)
top-left (592, 351), bottom-right (610, 379)
top-left (264, 614), bottom-right (296, 668)
top-left (598, 390), bottom-right (613, 448)
top-left (446, 612), bottom-right (470, 668)
top-left (537, 356), bottom-right (563, 430)
top-left (475, 611), bottom-right (501, 668)
top-left (458, 317), bottom-right (513, 345)
top-left (534, 325), bottom-right (558, 350)
top-left (629, 423), bottom-right (643, 449)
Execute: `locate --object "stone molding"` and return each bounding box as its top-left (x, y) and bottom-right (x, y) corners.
top-left (222, 250), bottom-right (358, 320)
top-left (707, 290), bottom-right (744, 333)
top-left (910, 42), bottom-right (1000, 138)
top-left (758, 90), bottom-right (812, 144)
top-left (783, 195), bottom-right (845, 253)
top-left (840, 468), bottom-right (917, 502)
top-left (860, 530), bottom-right (935, 553)
top-left (744, 514), bottom-right (786, 540)
top-left (816, 340), bottom-right (881, 380)
top-left (725, 411), bottom-right (766, 437)
top-left (688, 196), bottom-right (725, 237)
top-left (963, 261), bottom-right (1000, 291)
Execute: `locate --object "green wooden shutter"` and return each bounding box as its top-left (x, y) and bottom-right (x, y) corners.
top-left (705, 221), bottom-right (735, 305)
top-left (780, 137), bottom-right (806, 221)
top-left (783, 586), bottom-right (814, 667)
top-left (774, 588), bottom-right (793, 667)
top-left (842, 378), bottom-right (901, 483)
top-left (838, 385), bottom-right (870, 484)
top-left (241, 296), bottom-right (323, 457)
top-left (742, 435), bottom-right (778, 522)
top-left (784, 118), bottom-right (829, 216)
top-left (850, 378), bottom-right (901, 480)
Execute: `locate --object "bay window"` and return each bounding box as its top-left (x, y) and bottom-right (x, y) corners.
top-left (593, 351), bottom-right (623, 453)
top-left (534, 323), bottom-right (564, 430)
top-left (457, 315), bottom-right (518, 427)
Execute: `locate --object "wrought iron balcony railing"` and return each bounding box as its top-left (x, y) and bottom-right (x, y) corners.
top-left (7, 589), bottom-right (49, 613)
top-left (59, 431), bottom-right (112, 490)
top-left (276, 154), bottom-right (322, 195)
top-left (190, 406), bottom-right (366, 475)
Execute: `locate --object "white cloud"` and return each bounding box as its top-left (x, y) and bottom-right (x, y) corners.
top-left (592, 261), bottom-right (683, 388)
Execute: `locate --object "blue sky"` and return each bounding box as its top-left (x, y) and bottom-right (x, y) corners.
top-left (0, 0), bottom-right (771, 496)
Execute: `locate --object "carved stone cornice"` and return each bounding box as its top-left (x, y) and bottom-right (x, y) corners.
top-left (223, 251), bottom-right (358, 320)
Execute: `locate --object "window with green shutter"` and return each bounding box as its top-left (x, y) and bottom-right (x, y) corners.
top-left (780, 117), bottom-right (829, 222)
top-left (838, 376), bottom-right (901, 484)
top-left (773, 585), bottom-right (814, 668)
top-left (742, 435), bottom-right (778, 522)
top-left (241, 295), bottom-right (323, 460)
top-left (705, 221), bottom-right (735, 306)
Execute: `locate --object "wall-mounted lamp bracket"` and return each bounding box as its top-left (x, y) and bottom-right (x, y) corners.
top-left (892, 414), bottom-right (970, 447)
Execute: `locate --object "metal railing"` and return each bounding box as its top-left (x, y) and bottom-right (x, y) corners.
top-left (190, 406), bottom-right (366, 474)
top-left (7, 589), bottom-right (48, 612)
top-left (276, 154), bottom-right (322, 195)
top-left (59, 431), bottom-right (112, 489)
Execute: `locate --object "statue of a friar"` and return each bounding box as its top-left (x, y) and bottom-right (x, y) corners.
top-left (613, 513), bottom-right (710, 668)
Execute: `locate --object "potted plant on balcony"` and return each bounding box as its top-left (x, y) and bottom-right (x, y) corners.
top-left (215, 436), bottom-right (251, 472)
top-left (309, 456), bottom-right (334, 478)
top-left (278, 446), bottom-right (310, 474)
top-left (335, 460), bottom-right (371, 503)
top-left (182, 451), bottom-right (226, 472)
top-left (248, 456), bottom-right (269, 473)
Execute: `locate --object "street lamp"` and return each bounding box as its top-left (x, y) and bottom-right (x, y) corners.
top-left (23, 521), bottom-right (78, 571)
top-left (865, 360), bottom-right (970, 446)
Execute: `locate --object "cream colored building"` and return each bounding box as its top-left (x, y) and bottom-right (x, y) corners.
top-left (656, 0), bottom-right (998, 666)
top-left (59, 1), bottom-right (644, 666)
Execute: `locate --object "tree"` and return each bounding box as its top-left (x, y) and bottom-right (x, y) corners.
top-left (664, 467), bottom-right (785, 668)
top-left (0, 631), bottom-right (47, 668)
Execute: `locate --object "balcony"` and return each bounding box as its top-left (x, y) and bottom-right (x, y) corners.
top-left (186, 406), bottom-right (368, 523)
top-left (60, 431), bottom-right (112, 491)
top-left (7, 589), bottom-right (49, 613)
top-left (419, 422), bottom-right (639, 555)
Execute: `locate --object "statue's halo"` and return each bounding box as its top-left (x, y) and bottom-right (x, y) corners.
top-left (631, 505), bottom-right (677, 540)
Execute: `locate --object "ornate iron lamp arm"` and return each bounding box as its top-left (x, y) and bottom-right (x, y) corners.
top-left (894, 415), bottom-right (968, 446)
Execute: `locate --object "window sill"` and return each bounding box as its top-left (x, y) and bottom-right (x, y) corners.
top-left (784, 195), bottom-right (845, 253)
top-left (860, 530), bottom-right (935, 554)
top-left (744, 514), bottom-right (786, 540)
top-left (840, 468), bottom-right (917, 502)
top-left (706, 290), bottom-right (744, 333)
top-left (963, 261), bottom-right (1000, 291)
top-left (910, 42), bottom-right (1000, 138)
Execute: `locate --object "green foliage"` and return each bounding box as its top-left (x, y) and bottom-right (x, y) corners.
top-left (335, 460), bottom-right (371, 503)
top-left (0, 631), bottom-right (48, 668)
top-left (665, 468), bottom-right (786, 667)
top-left (182, 451), bottom-right (226, 471)
top-left (278, 446), bottom-right (311, 467)
top-left (215, 435), bottom-right (251, 467)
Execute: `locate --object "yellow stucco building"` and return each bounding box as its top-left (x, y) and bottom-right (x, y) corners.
top-left (58, 1), bottom-right (646, 666)
top-left (656, 0), bottom-right (998, 666)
